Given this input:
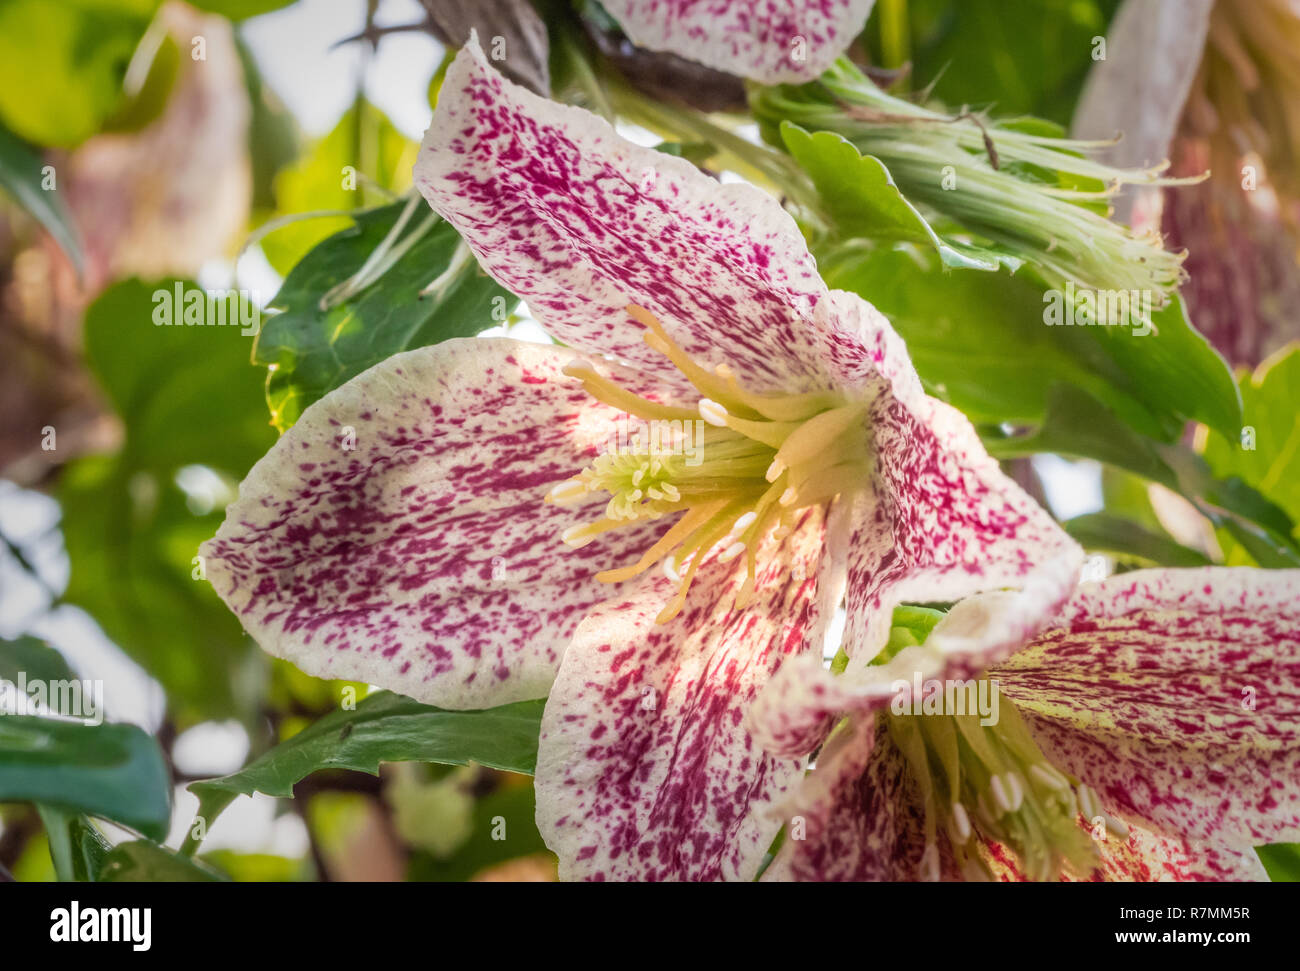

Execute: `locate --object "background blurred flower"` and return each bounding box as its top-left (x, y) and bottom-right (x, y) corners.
top-left (1074, 0), bottom-right (1300, 367)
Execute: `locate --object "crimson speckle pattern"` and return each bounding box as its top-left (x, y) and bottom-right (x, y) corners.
top-left (535, 508), bottom-right (830, 881)
top-left (769, 567), bottom-right (1300, 880)
top-left (415, 40), bottom-right (831, 397)
top-left (202, 340), bottom-right (672, 708)
top-left (602, 0), bottom-right (877, 83)
top-left (209, 42), bottom-right (1090, 881)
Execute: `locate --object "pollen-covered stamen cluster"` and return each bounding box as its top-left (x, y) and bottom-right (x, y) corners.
top-left (547, 304), bottom-right (872, 624)
top-left (886, 690), bottom-right (1126, 881)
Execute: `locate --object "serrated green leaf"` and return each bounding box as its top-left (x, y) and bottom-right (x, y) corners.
top-left (1089, 295), bottom-right (1241, 441)
top-left (187, 692), bottom-right (544, 840)
top-left (99, 840), bottom-right (228, 881)
top-left (782, 123), bottom-right (1018, 272)
top-left (0, 716), bottom-right (171, 841)
top-left (255, 200), bottom-right (513, 430)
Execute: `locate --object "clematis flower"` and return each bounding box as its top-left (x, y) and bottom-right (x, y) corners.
top-left (598, 0), bottom-right (878, 83)
top-left (1074, 0), bottom-right (1300, 367)
top-left (202, 39), bottom-right (1079, 881)
top-left (751, 567), bottom-right (1300, 881)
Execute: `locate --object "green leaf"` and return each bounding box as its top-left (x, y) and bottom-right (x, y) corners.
top-left (0, 121), bottom-right (84, 272)
top-left (99, 840), bottom-right (228, 881)
top-left (822, 246), bottom-right (1239, 441)
top-left (1201, 345), bottom-right (1300, 533)
top-left (0, 716), bottom-right (171, 840)
top-left (782, 124), bottom-right (1017, 272)
top-left (407, 776), bottom-right (552, 881)
top-left (1089, 295), bottom-right (1242, 441)
top-left (259, 103), bottom-right (416, 274)
top-left (37, 807), bottom-right (112, 882)
top-left (82, 280), bottom-right (274, 474)
top-left (986, 385), bottom-right (1300, 566)
top-left (0, 636), bottom-right (77, 688)
top-left (254, 201), bottom-right (513, 431)
top-left (821, 247), bottom-right (1157, 428)
top-left (187, 693), bottom-right (545, 839)
top-left (1063, 513), bottom-right (1212, 568)
top-left (59, 459), bottom-right (261, 721)
top-left (0, 0), bottom-right (155, 148)
top-left (903, 0), bottom-right (1123, 125)
top-left (1257, 843), bottom-right (1300, 882)
top-left (188, 0), bottom-right (297, 19)
top-left (58, 279), bottom-right (275, 721)
top-left (236, 36), bottom-right (301, 212)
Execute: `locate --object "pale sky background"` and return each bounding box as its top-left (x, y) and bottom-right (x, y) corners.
top-left (0, 0), bottom-right (1103, 862)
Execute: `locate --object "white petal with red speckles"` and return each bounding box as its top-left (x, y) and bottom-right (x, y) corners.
top-left (995, 567), bottom-right (1300, 849)
top-left (1091, 825), bottom-right (1269, 882)
top-left (202, 338), bottom-right (673, 709)
top-left (982, 818), bottom-right (1268, 882)
top-left (414, 39), bottom-right (831, 395)
top-left (534, 507), bottom-right (829, 881)
top-left (750, 586), bottom-right (1078, 758)
top-left (762, 717), bottom-right (936, 881)
top-left (813, 290), bottom-right (1083, 669)
top-left (602, 0), bottom-right (876, 83)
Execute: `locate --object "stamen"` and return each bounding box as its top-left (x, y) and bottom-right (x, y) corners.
top-left (1030, 763), bottom-right (1070, 791)
top-left (718, 541), bottom-right (747, 563)
top-left (990, 775), bottom-right (1013, 816)
top-left (552, 304), bottom-right (872, 624)
top-left (918, 843), bottom-right (941, 882)
top-left (1104, 814), bottom-right (1130, 841)
top-left (662, 555), bottom-right (681, 584)
top-left (887, 687), bottom-right (1103, 882)
top-left (949, 802), bottom-right (972, 843)
top-left (1077, 784), bottom-right (1101, 822)
top-left (698, 398), bottom-right (730, 427)
top-left (1006, 772), bottom-right (1025, 812)
top-left (547, 479), bottom-right (587, 504)
top-left (561, 520), bottom-right (622, 549)
top-left (563, 360), bottom-right (697, 421)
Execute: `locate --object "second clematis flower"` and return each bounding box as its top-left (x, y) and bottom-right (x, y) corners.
top-left (751, 567), bottom-right (1300, 881)
top-left (201, 39), bottom-right (1080, 880)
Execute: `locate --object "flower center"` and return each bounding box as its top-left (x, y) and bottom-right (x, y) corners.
top-left (885, 689), bottom-right (1124, 881)
top-left (547, 304), bottom-right (871, 623)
